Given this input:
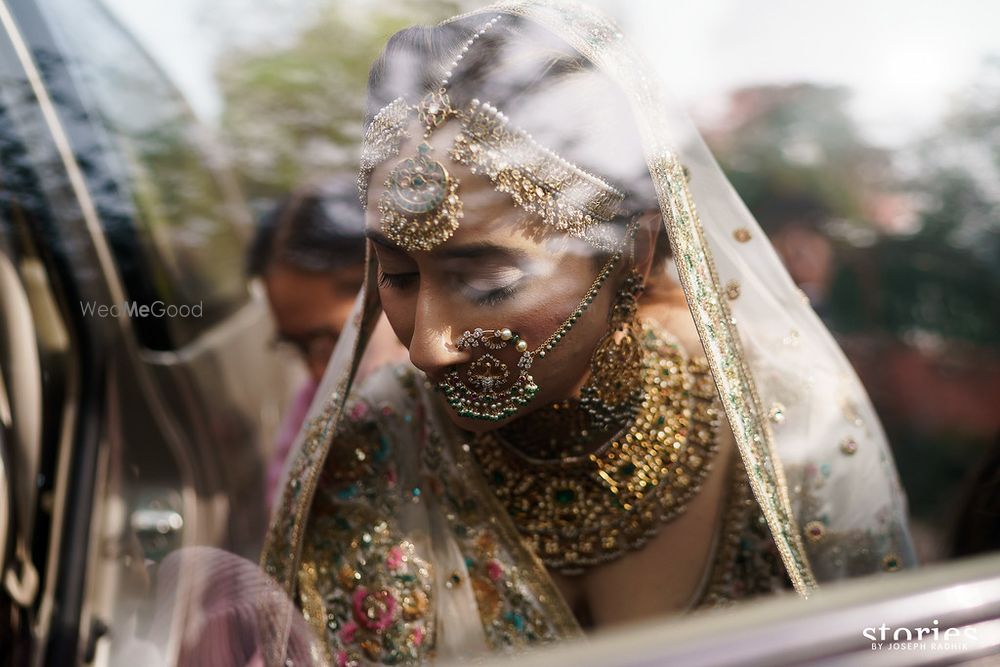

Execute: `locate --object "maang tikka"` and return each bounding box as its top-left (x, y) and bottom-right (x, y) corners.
top-left (377, 89), bottom-right (464, 251)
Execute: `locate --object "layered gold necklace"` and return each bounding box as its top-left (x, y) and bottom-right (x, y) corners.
top-left (470, 320), bottom-right (722, 574)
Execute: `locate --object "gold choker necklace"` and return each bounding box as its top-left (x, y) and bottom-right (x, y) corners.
top-left (470, 320), bottom-right (722, 574)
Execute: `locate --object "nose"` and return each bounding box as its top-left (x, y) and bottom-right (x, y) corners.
top-left (407, 294), bottom-right (470, 382)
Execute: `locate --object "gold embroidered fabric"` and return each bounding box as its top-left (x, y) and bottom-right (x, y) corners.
top-left (695, 457), bottom-right (792, 608)
top-left (295, 367), bottom-right (583, 664)
top-left (296, 414), bottom-right (435, 665)
top-left (291, 364), bottom-right (805, 663)
top-left (359, 93), bottom-right (626, 252)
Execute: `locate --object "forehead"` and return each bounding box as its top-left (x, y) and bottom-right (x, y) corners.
top-left (365, 118), bottom-right (571, 254)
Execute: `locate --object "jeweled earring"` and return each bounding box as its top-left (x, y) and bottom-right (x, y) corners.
top-left (579, 269), bottom-right (646, 430)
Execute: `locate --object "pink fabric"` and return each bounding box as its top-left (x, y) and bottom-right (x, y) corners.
top-left (266, 378), bottom-right (318, 513)
top-left (149, 547), bottom-right (320, 666)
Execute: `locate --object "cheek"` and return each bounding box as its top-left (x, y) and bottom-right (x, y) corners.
top-left (504, 271), bottom-right (615, 403)
top-left (528, 296), bottom-right (611, 402)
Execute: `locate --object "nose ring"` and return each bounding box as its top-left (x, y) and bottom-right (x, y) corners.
top-left (438, 327), bottom-right (537, 421)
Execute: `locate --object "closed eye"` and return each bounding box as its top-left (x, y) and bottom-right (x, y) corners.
top-left (469, 282), bottom-right (522, 307)
top-left (456, 266), bottom-right (526, 306)
top-left (378, 265), bottom-right (525, 306)
top-left (377, 271), bottom-right (418, 290)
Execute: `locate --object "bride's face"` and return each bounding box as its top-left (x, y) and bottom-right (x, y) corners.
top-left (366, 122), bottom-right (623, 433)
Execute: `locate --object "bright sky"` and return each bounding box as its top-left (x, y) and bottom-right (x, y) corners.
top-left (609, 0), bottom-right (1000, 146)
top-left (103, 0), bottom-right (1000, 147)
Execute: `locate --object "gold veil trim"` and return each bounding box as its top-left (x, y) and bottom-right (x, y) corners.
top-left (259, 247), bottom-right (384, 662)
top-left (473, 0), bottom-right (817, 595)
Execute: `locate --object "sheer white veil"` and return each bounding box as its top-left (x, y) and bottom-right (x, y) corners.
top-left (264, 0), bottom-right (916, 621)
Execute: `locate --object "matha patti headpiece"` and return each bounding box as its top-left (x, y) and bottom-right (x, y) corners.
top-left (358, 15), bottom-right (626, 253)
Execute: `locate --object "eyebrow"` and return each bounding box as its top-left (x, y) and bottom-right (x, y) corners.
top-left (365, 228), bottom-right (527, 261)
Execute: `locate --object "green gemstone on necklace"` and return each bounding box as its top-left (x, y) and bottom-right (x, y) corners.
top-left (554, 488), bottom-right (576, 504)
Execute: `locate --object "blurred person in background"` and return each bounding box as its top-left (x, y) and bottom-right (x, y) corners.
top-left (247, 177), bottom-right (403, 511)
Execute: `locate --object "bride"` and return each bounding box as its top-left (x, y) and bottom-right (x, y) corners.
top-left (261, 2), bottom-right (916, 664)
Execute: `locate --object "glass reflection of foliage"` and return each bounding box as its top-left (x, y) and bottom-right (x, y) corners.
top-left (825, 65), bottom-right (1000, 346)
top-left (707, 67), bottom-right (1000, 560)
top-left (0, 78), bottom-right (47, 229)
top-left (1, 49), bottom-right (91, 240)
top-left (39, 0), bottom-right (249, 349)
top-left (708, 84), bottom-right (890, 235)
top-left (216, 0), bottom-right (461, 202)
top-left (709, 75), bottom-right (1000, 346)
top-left (877, 57), bottom-right (1000, 346)
top-left (115, 114), bottom-right (245, 324)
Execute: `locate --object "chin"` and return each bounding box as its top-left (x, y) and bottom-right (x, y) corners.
top-left (445, 409), bottom-right (516, 434)
top-left (426, 375), bottom-right (553, 433)
top-left (438, 398), bottom-right (541, 434)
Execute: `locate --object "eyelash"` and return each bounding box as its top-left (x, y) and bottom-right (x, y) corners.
top-left (377, 270), bottom-right (522, 306)
top-left (471, 282), bottom-right (521, 307)
top-left (377, 271), bottom-right (417, 290)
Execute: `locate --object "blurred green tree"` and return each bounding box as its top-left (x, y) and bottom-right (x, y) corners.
top-left (707, 71), bottom-right (1000, 559)
top-left (708, 75), bottom-right (1000, 345)
top-left (215, 0), bottom-right (461, 203)
top-left (706, 83), bottom-right (890, 235)
top-left (861, 58), bottom-right (1000, 345)
top-left (706, 83), bottom-right (891, 321)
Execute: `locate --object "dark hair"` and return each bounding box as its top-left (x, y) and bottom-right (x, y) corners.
top-left (247, 176), bottom-right (366, 276)
top-left (365, 15), bottom-right (661, 228)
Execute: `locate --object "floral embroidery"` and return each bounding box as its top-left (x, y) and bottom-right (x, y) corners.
top-left (298, 402), bottom-right (435, 665)
top-left (422, 424), bottom-right (581, 650)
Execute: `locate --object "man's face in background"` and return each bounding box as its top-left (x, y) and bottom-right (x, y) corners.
top-left (264, 263), bottom-right (364, 382)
